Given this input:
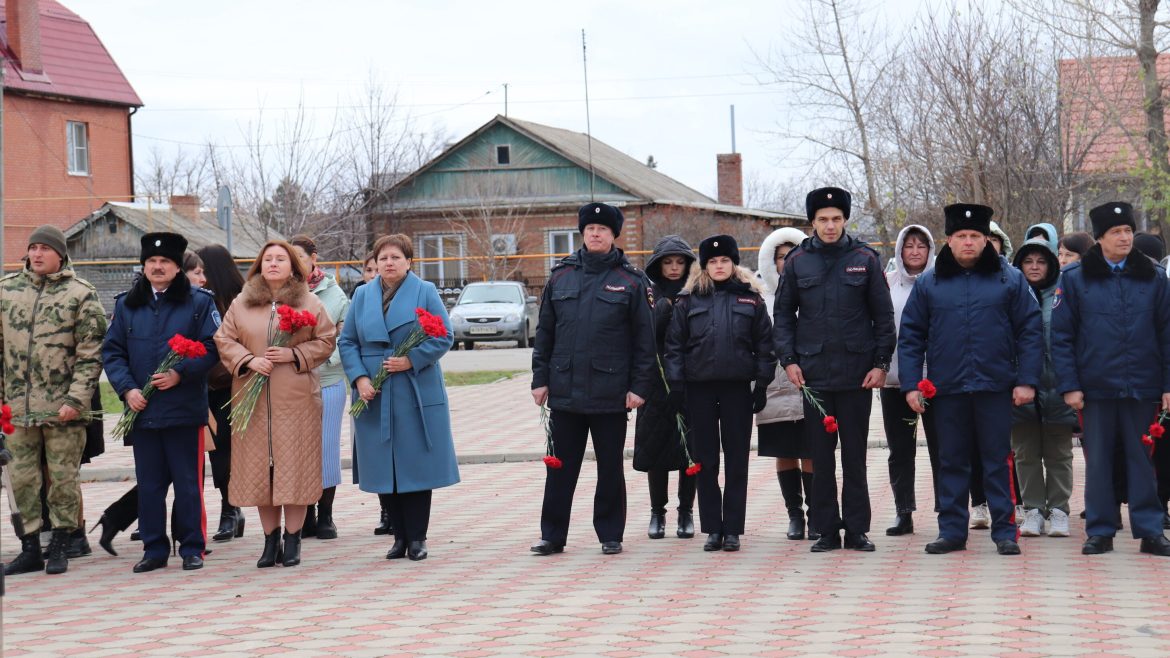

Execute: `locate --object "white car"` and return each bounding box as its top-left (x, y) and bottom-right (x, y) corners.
top-left (448, 281), bottom-right (538, 350)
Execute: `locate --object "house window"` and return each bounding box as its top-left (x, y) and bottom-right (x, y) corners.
top-left (416, 234), bottom-right (465, 282)
top-left (67, 121), bottom-right (90, 175)
top-left (548, 230), bottom-right (581, 269)
top-left (496, 144), bottom-right (511, 165)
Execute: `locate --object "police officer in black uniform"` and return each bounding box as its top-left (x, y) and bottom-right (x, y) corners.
top-left (773, 187), bottom-right (895, 553)
top-left (530, 202), bottom-right (657, 556)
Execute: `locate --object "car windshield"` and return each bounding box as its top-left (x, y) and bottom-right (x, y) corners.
top-left (457, 285), bottom-right (522, 305)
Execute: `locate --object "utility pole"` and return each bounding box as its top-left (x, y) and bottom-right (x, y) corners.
top-left (503, 83), bottom-right (509, 117)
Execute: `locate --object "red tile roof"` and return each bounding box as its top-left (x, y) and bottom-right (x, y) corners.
top-left (0, 0), bottom-right (141, 107)
top-left (1059, 55), bottom-right (1170, 174)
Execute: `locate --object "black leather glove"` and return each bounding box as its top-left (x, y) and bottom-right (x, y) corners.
top-left (667, 386), bottom-right (687, 414)
top-left (752, 380), bottom-right (769, 413)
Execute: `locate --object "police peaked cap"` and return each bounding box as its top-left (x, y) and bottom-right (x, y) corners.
top-left (140, 232), bottom-right (189, 266)
top-left (805, 187), bottom-right (851, 222)
top-left (943, 203), bottom-right (993, 236)
top-left (578, 202), bottom-right (624, 238)
top-left (1088, 202), bottom-right (1136, 239)
top-left (699, 234), bottom-right (740, 268)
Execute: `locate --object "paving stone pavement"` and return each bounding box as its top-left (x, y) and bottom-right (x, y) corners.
top-left (5, 378), bottom-right (1170, 656)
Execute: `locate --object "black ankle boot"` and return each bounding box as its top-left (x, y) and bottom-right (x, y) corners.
top-left (647, 512), bottom-right (666, 539)
top-left (257, 530), bottom-right (283, 568)
top-left (67, 527), bottom-right (92, 558)
top-left (90, 514), bottom-right (120, 556)
top-left (282, 529), bottom-right (302, 567)
top-left (800, 471), bottom-right (820, 540)
top-left (886, 512), bottom-right (914, 536)
top-left (778, 469), bottom-right (805, 540)
top-left (301, 505), bottom-right (317, 538)
top-left (213, 505), bottom-right (242, 542)
top-left (375, 493), bottom-right (394, 536)
top-left (317, 487), bottom-right (338, 540)
top-left (677, 510), bottom-right (695, 538)
top-left (3, 533), bottom-right (44, 575)
top-left (45, 528), bottom-right (70, 574)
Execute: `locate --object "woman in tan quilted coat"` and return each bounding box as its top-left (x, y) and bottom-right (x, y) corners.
top-left (214, 240), bottom-right (337, 569)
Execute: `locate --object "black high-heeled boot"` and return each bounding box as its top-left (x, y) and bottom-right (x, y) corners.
top-left (677, 510), bottom-right (695, 538)
top-left (213, 491), bottom-right (243, 541)
top-left (801, 471), bottom-right (820, 541)
top-left (778, 469), bottom-right (805, 540)
top-left (257, 529), bottom-right (283, 568)
top-left (375, 493), bottom-right (394, 536)
top-left (301, 505), bottom-right (317, 538)
top-left (282, 529), bottom-right (302, 567)
top-left (316, 487), bottom-right (338, 540)
top-left (90, 514), bottom-right (120, 556)
top-left (647, 511), bottom-right (666, 539)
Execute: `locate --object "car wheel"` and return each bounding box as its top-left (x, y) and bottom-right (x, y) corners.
top-left (518, 327), bottom-right (529, 348)
top-left (463, 340), bottom-right (475, 351)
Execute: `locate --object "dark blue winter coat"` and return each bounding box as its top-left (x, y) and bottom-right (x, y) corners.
top-left (898, 244), bottom-right (1043, 395)
top-left (772, 233), bottom-right (896, 391)
top-left (531, 247), bottom-right (657, 415)
top-left (103, 275), bottom-right (221, 435)
top-left (1051, 243), bottom-right (1170, 402)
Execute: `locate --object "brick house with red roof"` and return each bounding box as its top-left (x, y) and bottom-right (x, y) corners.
top-left (1, 0), bottom-right (141, 267)
top-left (1059, 55), bottom-right (1170, 230)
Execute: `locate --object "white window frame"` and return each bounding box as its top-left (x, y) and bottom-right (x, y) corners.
top-left (547, 230), bottom-right (581, 270)
top-left (66, 121), bottom-right (90, 175)
top-left (416, 233), bottom-right (466, 281)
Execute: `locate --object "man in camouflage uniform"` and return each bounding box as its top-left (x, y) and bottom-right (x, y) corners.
top-left (0, 226), bottom-right (107, 575)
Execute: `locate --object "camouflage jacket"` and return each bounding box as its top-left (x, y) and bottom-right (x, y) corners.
top-left (0, 261), bottom-right (108, 427)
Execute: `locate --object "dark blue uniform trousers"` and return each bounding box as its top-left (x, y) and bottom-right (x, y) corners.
top-left (131, 426), bottom-right (205, 560)
top-left (806, 388), bottom-right (873, 535)
top-left (688, 381), bottom-right (752, 535)
top-left (934, 391), bottom-right (1016, 543)
top-left (1083, 399), bottom-right (1164, 539)
top-left (540, 411), bottom-right (627, 545)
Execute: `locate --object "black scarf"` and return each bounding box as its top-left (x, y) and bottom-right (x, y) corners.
top-left (123, 271), bottom-right (191, 308)
top-left (1080, 243), bottom-right (1157, 281)
top-left (934, 243), bottom-right (1001, 278)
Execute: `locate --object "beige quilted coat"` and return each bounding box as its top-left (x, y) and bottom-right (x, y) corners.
top-left (214, 277), bottom-right (337, 507)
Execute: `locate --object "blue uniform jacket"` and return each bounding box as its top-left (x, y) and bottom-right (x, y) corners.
top-left (1051, 244), bottom-right (1170, 402)
top-left (899, 244), bottom-right (1043, 395)
top-left (102, 275), bottom-right (221, 434)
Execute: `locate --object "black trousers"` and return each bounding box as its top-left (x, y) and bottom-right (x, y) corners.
top-left (131, 426), bottom-right (204, 559)
top-left (806, 388), bottom-right (873, 535)
top-left (540, 411), bottom-right (627, 545)
top-left (207, 388), bottom-right (233, 493)
top-left (934, 392), bottom-right (1016, 543)
top-left (1083, 399), bottom-right (1163, 538)
top-left (879, 388), bottom-right (937, 514)
top-left (648, 469), bottom-right (696, 514)
top-left (383, 490), bottom-right (432, 542)
top-left (688, 381), bottom-right (753, 535)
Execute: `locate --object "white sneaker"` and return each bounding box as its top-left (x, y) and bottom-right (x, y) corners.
top-left (970, 503), bottom-right (991, 529)
top-left (1020, 508), bottom-right (1045, 536)
top-left (1048, 509), bottom-right (1070, 537)
top-left (1015, 505), bottom-right (1026, 524)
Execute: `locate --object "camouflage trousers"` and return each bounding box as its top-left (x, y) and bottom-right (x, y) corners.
top-left (5, 424), bottom-right (85, 535)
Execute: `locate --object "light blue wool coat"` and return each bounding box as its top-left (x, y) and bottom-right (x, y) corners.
top-left (339, 272), bottom-right (460, 494)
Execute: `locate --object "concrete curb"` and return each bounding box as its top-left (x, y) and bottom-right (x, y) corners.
top-left (79, 439), bottom-right (905, 483)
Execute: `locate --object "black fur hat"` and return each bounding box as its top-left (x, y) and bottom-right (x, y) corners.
top-left (140, 232), bottom-right (188, 266)
top-left (944, 204), bottom-right (993, 236)
top-left (577, 202), bottom-right (624, 238)
top-left (805, 187), bottom-right (851, 222)
top-left (1089, 202), bottom-right (1136, 240)
top-left (698, 234), bottom-right (740, 268)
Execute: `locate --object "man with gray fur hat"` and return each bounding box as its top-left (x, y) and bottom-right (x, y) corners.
top-left (1, 225), bottom-right (107, 576)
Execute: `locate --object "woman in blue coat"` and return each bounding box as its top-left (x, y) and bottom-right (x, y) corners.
top-left (339, 234), bottom-right (460, 562)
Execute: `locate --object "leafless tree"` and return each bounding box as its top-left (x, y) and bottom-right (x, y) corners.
top-left (440, 176), bottom-right (532, 281)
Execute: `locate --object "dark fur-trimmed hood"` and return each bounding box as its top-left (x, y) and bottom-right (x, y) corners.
top-left (1080, 243), bottom-right (1158, 281)
top-left (239, 275), bottom-right (311, 308)
top-left (934, 243), bottom-right (1002, 278)
top-left (123, 271), bottom-right (192, 308)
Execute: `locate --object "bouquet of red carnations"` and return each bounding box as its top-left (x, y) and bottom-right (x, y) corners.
top-left (113, 334), bottom-right (207, 439)
top-left (349, 308), bottom-right (447, 417)
top-left (228, 305), bottom-right (318, 433)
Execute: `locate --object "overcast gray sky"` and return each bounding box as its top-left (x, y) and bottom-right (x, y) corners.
top-left (70, 0), bottom-right (937, 202)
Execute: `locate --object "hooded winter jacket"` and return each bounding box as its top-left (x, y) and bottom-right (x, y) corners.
top-left (1052, 243), bottom-right (1170, 402)
top-left (884, 225), bottom-right (936, 389)
top-left (664, 266), bottom-right (775, 385)
top-left (989, 221), bottom-right (1014, 260)
top-left (898, 243), bottom-right (1043, 395)
top-left (755, 227), bottom-right (807, 424)
top-left (634, 235), bottom-right (695, 472)
top-left (0, 260), bottom-right (107, 426)
top-left (1011, 238), bottom-right (1077, 427)
top-left (1023, 222), bottom-right (1059, 254)
top-left (773, 232), bottom-right (896, 391)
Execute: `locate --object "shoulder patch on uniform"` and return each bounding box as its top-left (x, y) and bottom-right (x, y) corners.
top-left (845, 265), bottom-right (867, 273)
top-left (604, 284), bottom-right (627, 292)
top-left (211, 308), bottom-right (222, 327)
top-left (1051, 287), bottom-right (1062, 309)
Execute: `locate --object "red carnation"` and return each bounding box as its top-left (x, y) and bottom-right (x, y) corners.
top-left (1, 403), bottom-right (12, 422)
top-left (823, 416), bottom-right (839, 433)
top-left (1, 422), bottom-right (13, 435)
top-left (918, 379), bottom-right (937, 399)
top-left (685, 463), bottom-right (702, 476)
top-left (543, 455), bottom-right (563, 469)
top-left (168, 334), bottom-right (207, 359)
top-left (415, 308), bottom-right (447, 339)
top-left (1142, 434), bottom-right (1155, 447)
top-left (297, 310), bottom-right (318, 328)
top-left (1150, 424), bottom-right (1166, 439)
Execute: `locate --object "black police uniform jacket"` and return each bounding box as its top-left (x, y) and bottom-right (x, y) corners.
top-left (663, 270), bottom-right (776, 385)
top-left (773, 233), bottom-right (896, 391)
top-left (1052, 244), bottom-right (1170, 402)
top-left (531, 247), bottom-right (657, 415)
top-left (102, 274), bottom-right (221, 442)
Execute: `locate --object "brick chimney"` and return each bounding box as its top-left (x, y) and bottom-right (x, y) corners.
top-left (6, 0), bottom-right (43, 74)
top-left (716, 153), bottom-right (743, 206)
top-left (169, 195), bottom-right (201, 221)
